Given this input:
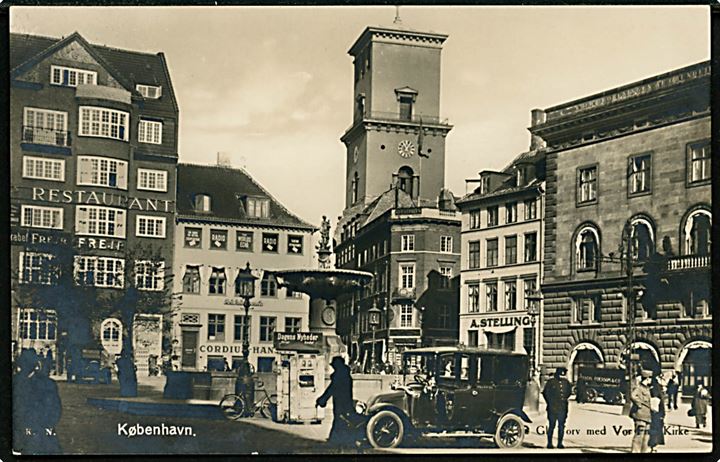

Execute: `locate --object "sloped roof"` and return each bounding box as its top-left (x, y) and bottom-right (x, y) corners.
top-left (176, 163), bottom-right (316, 231)
top-left (10, 32), bottom-right (178, 114)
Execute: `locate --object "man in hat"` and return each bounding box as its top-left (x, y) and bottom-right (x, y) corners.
top-left (316, 356), bottom-right (355, 447)
top-left (542, 367), bottom-right (572, 448)
top-left (630, 370), bottom-right (653, 453)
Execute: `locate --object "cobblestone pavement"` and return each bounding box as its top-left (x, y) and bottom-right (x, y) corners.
top-left (43, 378), bottom-right (712, 455)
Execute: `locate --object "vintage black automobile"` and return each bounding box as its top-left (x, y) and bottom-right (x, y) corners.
top-left (358, 347), bottom-right (531, 449)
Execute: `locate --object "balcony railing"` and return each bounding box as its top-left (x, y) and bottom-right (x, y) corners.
top-left (364, 111), bottom-right (450, 126)
top-left (22, 126), bottom-right (71, 147)
top-left (667, 255), bottom-right (710, 271)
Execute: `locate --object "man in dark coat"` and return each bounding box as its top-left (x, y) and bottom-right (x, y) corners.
top-left (13, 349), bottom-right (62, 454)
top-left (542, 367), bottom-right (572, 448)
top-left (666, 373), bottom-right (679, 410)
top-left (316, 356), bottom-right (355, 447)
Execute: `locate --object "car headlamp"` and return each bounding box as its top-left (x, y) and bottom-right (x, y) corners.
top-left (355, 400), bottom-right (368, 415)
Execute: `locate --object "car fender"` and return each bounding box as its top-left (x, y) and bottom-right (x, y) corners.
top-left (504, 409), bottom-right (532, 423)
top-left (367, 403), bottom-right (409, 421)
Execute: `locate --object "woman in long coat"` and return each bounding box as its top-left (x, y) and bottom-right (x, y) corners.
top-left (691, 384), bottom-right (710, 428)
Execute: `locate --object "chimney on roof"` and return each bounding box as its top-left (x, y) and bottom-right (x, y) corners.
top-left (529, 109), bottom-right (547, 151)
top-left (216, 152), bottom-right (232, 168)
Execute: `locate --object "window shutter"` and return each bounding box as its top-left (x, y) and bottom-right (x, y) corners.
top-left (115, 210), bottom-right (126, 238)
top-left (75, 207), bottom-right (88, 234)
top-left (117, 162), bottom-right (128, 190)
top-left (77, 157), bottom-right (93, 185)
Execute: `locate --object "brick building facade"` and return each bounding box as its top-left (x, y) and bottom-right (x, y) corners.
top-left (532, 61), bottom-right (711, 394)
top-left (10, 32), bottom-right (179, 374)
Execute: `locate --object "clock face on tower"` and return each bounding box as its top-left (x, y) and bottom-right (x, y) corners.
top-left (398, 140), bottom-right (416, 158)
top-left (321, 307), bottom-right (336, 325)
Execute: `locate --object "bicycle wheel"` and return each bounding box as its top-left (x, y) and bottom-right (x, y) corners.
top-left (219, 394), bottom-right (246, 421)
top-left (259, 394), bottom-right (277, 419)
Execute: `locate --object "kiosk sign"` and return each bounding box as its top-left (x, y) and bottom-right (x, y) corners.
top-left (274, 332), bottom-right (323, 352)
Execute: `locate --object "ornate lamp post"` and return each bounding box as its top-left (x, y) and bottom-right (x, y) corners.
top-left (368, 301), bottom-right (382, 373)
top-left (526, 290), bottom-right (542, 377)
top-left (235, 262), bottom-right (258, 362)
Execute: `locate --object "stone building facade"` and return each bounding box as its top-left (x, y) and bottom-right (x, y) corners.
top-left (532, 61), bottom-right (711, 394)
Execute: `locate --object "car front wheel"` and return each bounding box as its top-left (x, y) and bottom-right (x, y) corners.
top-left (366, 410), bottom-right (405, 449)
top-left (494, 414), bottom-right (525, 449)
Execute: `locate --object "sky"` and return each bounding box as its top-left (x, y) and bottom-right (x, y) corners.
top-left (11, 6), bottom-right (710, 228)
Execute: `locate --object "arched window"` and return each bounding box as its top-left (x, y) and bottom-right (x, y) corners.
top-left (684, 209), bottom-right (711, 256)
top-left (101, 318), bottom-right (122, 355)
top-left (397, 166), bottom-right (415, 196)
top-left (351, 172), bottom-right (359, 204)
top-left (630, 217), bottom-right (654, 261)
top-left (576, 226), bottom-right (599, 271)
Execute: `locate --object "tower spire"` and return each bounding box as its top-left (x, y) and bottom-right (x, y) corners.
top-left (393, 5), bottom-right (402, 25)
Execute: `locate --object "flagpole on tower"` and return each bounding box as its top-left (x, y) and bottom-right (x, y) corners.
top-left (393, 5), bottom-right (402, 25)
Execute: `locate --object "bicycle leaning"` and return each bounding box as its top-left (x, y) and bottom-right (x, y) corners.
top-left (219, 379), bottom-right (277, 420)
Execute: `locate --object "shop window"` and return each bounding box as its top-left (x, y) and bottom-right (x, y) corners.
top-left (485, 331), bottom-right (515, 351)
top-left (206, 356), bottom-right (226, 371)
top-left (257, 357), bottom-right (275, 373)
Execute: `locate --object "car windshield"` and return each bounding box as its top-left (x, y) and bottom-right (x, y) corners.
top-left (402, 352), bottom-right (437, 380)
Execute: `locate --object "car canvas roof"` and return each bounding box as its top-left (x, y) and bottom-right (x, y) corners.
top-left (403, 346), bottom-right (527, 357)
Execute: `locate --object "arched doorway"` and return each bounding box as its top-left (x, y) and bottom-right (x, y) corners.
top-left (100, 318), bottom-right (122, 356)
top-left (622, 341), bottom-right (661, 377)
top-left (567, 342), bottom-right (604, 383)
top-left (675, 340), bottom-right (711, 396)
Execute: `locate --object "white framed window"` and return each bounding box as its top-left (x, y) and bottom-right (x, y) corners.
top-left (246, 197), bottom-right (270, 218)
top-left (19, 309), bottom-right (57, 340)
top-left (136, 84), bottom-right (162, 99)
top-left (23, 156), bottom-right (65, 181)
top-left (138, 119), bottom-right (163, 144)
top-left (284, 317), bottom-right (302, 333)
top-left (134, 260), bottom-right (165, 291)
top-left (78, 106), bottom-right (129, 141)
top-left (135, 215), bottom-right (166, 238)
top-left (21, 205), bottom-right (63, 230)
top-left (101, 318), bottom-right (122, 354)
top-left (50, 65), bottom-right (97, 87)
top-left (504, 280), bottom-right (517, 311)
top-left (486, 282), bottom-right (498, 312)
top-left (467, 284), bottom-right (480, 313)
top-left (260, 316), bottom-right (277, 342)
top-left (19, 252), bottom-right (55, 285)
top-left (440, 266), bottom-right (453, 289)
top-left (75, 205), bottom-right (126, 238)
top-left (400, 263), bottom-right (415, 289)
top-left (76, 156), bottom-right (128, 189)
top-left (22, 107), bottom-right (68, 146)
top-left (74, 256), bottom-right (125, 288)
top-left (401, 235), bottom-right (415, 252)
top-left (399, 305), bottom-right (413, 327)
top-left (440, 235), bottom-right (453, 253)
top-left (137, 169), bottom-right (168, 192)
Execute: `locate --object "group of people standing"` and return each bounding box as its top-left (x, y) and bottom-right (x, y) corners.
top-left (629, 370), bottom-right (710, 453)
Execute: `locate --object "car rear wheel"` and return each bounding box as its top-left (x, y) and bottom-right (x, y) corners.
top-left (606, 391), bottom-right (625, 405)
top-left (366, 410), bottom-right (405, 449)
top-left (583, 387), bottom-right (598, 403)
top-left (494, 414), bottom-right (525, 449)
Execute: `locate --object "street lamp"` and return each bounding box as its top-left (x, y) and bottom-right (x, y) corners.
top-left (368, 301), bottom-right (382, 373)
top-left (526, 290), bottom-right (542, 377)
top-left (235, 262), bottom-right (257, 362)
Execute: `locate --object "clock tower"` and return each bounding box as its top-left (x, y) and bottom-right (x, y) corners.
top-left (340, 25), bottom-right (453, 211)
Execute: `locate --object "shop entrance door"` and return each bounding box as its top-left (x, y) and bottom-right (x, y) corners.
top-left (181, 330), bottom-right (198, 369)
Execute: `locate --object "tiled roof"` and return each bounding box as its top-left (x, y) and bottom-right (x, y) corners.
top-left (10, 32), bottom-right (178, 114)
top-left (176, 163), bottom-right (316, 231)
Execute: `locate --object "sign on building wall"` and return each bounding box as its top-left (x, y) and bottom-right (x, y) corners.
top-left (184, 227), bottom-right (202, 248)
top-left (262, 233), bottom-right (278, 252)
top-left (236, 231), bottom-right (253, 251)
top-left (210, 229), bottom-right (228, 249)
top-left (274, 332), bottom-right (323, 352)
top-left (133, 314), bottom-right (163, 373)
top-left (287, 235), bottom-right (303, 254)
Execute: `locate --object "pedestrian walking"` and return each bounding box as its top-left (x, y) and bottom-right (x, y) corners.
top-left (666, 373), bottom-right (679, 410)
top-left (316, 356), bottom-right (357, 448)
top-left (690, 384), bottom-right (709, 428)
top-left (542, 366), bottom-right (572, 449)
top-left (630, 370), bottom-right (653, 453)
top-left (648, 374), bottom-right (666, 451)
top-left (13, 349), bottom-right (62, 454)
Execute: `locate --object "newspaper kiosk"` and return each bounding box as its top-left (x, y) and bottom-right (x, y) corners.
top-left (274, 332), bottom-right (325, 423)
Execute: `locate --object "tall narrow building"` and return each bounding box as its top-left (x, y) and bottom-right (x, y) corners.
top-left (10, 32), bottom-right (179, 374)
top-left (335, 24), bottom-right (461, 372)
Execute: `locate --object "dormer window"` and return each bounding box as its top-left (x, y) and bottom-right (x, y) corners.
top-left (516, 166), bottom-right (526, 186)
top-left (480, 176), bottom-right (490, 195)
top-left (136, 84), bottom-right (162, 99)
top-left (195, 194), bottom-right (212, 213)
top-left (50, 65), bottom-right (97, 87)
top-left (246, 197), bottom-right (270, 218)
